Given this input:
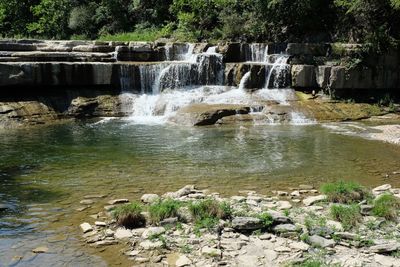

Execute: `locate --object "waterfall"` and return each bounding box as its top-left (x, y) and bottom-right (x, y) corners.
top-left (239, 72), bottom-right (251, 91)
top-left (265, 55), bottom-right (290, 89)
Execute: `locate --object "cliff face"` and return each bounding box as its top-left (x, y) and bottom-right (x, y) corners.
top-left (0, 40), bottom-right (398, 127)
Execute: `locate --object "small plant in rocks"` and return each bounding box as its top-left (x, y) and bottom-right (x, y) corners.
top-left (320, 180), bottom-right (368, 204)
top-left (189, 199), bottom-right (231, 221)
top-left (330, 204), bottom-right (362, 230)
top-left (258, 212), bottom-right (274, 231)
top-left (148, 198), bottom-right (182, 224)
top-left (372, 193), bottom-right (400, 221)
top-left (112, 202), bottom-right (145, 229)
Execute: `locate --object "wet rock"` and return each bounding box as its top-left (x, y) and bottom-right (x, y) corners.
top-left (142, 227), bottom-right (166, 239)
top-left (32, 247), bottom-right (48, 253)
top-left (303, 195), bottom-right (327, 206)
top-left (369, 242), bottom-right (400, 253)
top-left (309, 235), bottom-right (335, 248)
top-left (76, 206), bottom-right (89, 212)
top-left (232, 217), bottom-right (263, 231)
top-left (201, 246), bottom-right (222, 257)
top-left (80, 222), bottom-right (93, 233)
top-left (176, 255), bottom-right (192, 267)
top-left (95, 221), bottom-right (107, 227)
top-left (80, 199), bottom-right (94, 205)
top-left (108, 199), bottom-right (129, 205)
top-left (84, 194), bottom-right (106, 199)
top-left (139, 240), bottom-right (164, 250)
top-left (141, 194), bottom-right (160, 204)
top-left (115, 228), bottom-right (133, 239)
top-left (0, 203), bottom-right (9, 211)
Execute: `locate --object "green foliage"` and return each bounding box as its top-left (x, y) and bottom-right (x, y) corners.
top-left (99, 28), bottom-right (169, 42)
top-left (304, 213), bottom-right (327, 231)
top-left (148, 198), bottom-right (182, 224)
top-left (112, 202), bottom-right (146, 229)
top-left (189, 199), bottom-right (231, 221)
top-left (258, 212), bottom-right (274, 230)
top-left (372, 194), bottom-right (400, 220)
top-left (320, 180), bottom-right (368, 204)
top-left (330, 204), bottom-right (361, 230)
top-left (291, 258), bottom-right (324, 267)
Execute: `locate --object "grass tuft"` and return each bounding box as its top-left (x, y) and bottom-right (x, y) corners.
top-left (320, 180), bottom-right (368, 204)
top-left (372, 194), bottom-right (400, 221)
top-left (148, 199), bottom-right (182, 224)
top-left (189, 199), bottom-right (231, 234)
top-left (330, 204), bottom-right (361, 230)
top-left (258, 212), bottom-right (274, 230)
top-left (112, 202), bottom-right (145, 229)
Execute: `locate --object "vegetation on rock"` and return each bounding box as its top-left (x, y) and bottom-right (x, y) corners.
top-left (320, 180), bottom-right (368, 204)
top-left (112, 202), bottom-right (145, 229)
top-left (330, 204), bottom-right (362, 230)
top-left (372, 193), bottom-right (400, 220)
top-left (148, 198), bottom-right (182, 224)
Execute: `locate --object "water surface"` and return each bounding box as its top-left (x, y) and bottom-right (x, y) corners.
top-left (1, 120), bottom-right (399, 266)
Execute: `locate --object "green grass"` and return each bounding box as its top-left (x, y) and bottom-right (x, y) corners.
top-left (112, 202), bottom-right (145, 229)
top-left (98, 28), bottom-right (169, 42)
top-left (291, 258), bottom-right (324, 267)
top-left (373, 194), bottom-right (400, 220)
top-left (304, 213), bottom-right (327, 231)
top-left (330, 204), bottom-right (362, 230)
top-left (320, 180), bottom-right (368, 204)
top-left (258, 212), bottom-right (274, 230)
top-left (189, 199), bottom-right (231, 234)
top-left (148, 199), bottom-right (182, 224)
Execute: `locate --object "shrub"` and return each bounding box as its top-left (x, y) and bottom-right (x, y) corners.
top-left (189, 199), bottom-right (231, 221)
top-left (320, 180), bottom-right (368, 203)
top-left (258, 212), bottom-right (274, 230)
top-left (330, 204), bottom-right (362, 230)
top-left (148, 199), bottom-right (182, 224)
top-left (373, 194), bottom-right (400, 221)
top-left (112, 202), bottom-right (145, 229)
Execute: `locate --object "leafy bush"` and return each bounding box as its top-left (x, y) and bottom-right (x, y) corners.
top-left (112, 202), bottom-right (145, 229)
top-left (320, 180), bottom-right (368, 203)
top-left (373, 194), bottom-right (400, 220)
top-left (258, 212), bottom-right (274, 230)
top-left (148, 198), bottom-right (182, 224)
top-left (330, 204), bottom-right (362, 230)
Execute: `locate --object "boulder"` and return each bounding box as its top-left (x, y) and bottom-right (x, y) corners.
top-left (201, 246), bottom-right (222, 257)
top-left (232, 217), bottom-right (263, 231)
top-left (80, 223), bottom-right (93, 233)
top-left (141, 194), bottom-right (160, 204)
top-left (291, 65), bottom-right (317, 88)
top-left (308, 235), bottom-right (335, 248)
top-left (142, 227), bottom-right (166, 239)
top-left (303, 195), bottom-right (327, 206)
top-left (139, 240), bottom-right (164, 250)
top-left (372, 184), bottom-right (392, 195)
top-left (369, 242), bottom-right (400, 253)
top-left (115, 228), bottom-right (133, 239)
top-left (273, 224), bottom-right (297, 234)
top-left (176, 255), bottom-right (192, 267)
top-left (268, 210), bottom-right (291, 224)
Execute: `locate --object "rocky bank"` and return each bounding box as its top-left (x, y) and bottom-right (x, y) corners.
top-left (77, 183), bottom-right (400, 267)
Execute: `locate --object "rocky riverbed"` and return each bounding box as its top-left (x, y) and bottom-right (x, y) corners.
top-left (76, 183), bottom-right (400, 267)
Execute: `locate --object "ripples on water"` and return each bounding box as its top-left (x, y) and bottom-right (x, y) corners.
top-left (0, 121), bottom-right (400, 266)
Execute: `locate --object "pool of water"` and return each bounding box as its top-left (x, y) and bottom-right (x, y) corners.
top-left (1, 120), bottom-right (400, 266)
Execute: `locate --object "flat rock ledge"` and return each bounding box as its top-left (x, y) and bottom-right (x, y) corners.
top-left (79, 183), bottom-right (400, 266)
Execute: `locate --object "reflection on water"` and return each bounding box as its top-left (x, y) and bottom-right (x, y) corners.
top-left (0, 121), bottom-right (400, 266)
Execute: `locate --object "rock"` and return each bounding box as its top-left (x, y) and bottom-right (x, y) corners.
top-left (290, 191), bottom-right (301, 197)
top-left (95, 221), bottom-right (107, 227)
top-left (232, 217), bottom-right (263, 231)
top-left (80, 222), bottom-right (93, 233)
top-left (139, 240), bottom-right (164, 250)
top-left (360, 205), bottom-right (373, 215)
top-left (334, 232), bottom-right (358, 240)
top-left (80, 199), bottom-right (94, 205)
top-left (176, 255), bottom-right (192, 267)
top-left (142, 227), bottom-right (166, 239)
top-left (273, 224), bottom-right (297, 234)
top-left (201, 246), bottom-right (222, 257)
top-left (141, 194), bottom-right (160, 204)
top-left (0, 203), bottom-right (10, 211)
top-left (125, 250), bottom-right (140, 257)
top-left (115, 228), bottom-right (133, 239)
top-left (160, 217), bottom-right (178, 226)
top-left (274, 246), bottom-right (291, 252)
top-left (308, 235), bottom-right (335, 248)
top-left (303, 195), bottom-right (327, 206)
top-left (276, 201), bottom-right (292, 210)
top-left (177, 206), bottom-right (194, 223)
top-left (76, 206), bottom-right (89, 212)
top-left (32, 247), bottom-right (48, 253)
top-left (326, 220), bottom-right (343, 231)
top-left (108, 199), bottom-right (129, 205)
top-left (105, 229), bottom-right (114, 237)
top-left (374, 254), bottom-right (399, 267)
top-left (268, 210), bottom-right (291, 224)
top-left (372, 184), bottom-right (392, 195)
top-left (231, 196), bottom-right (246, 202)
top-left (274, 191), bottom-right (288, 196)
top-left (135, 257), bottom-right (150, 263)
top-left (289, 241), bottom-right (310, 251)
top-left (259, 233), bottom-right (272, 240)
top-left (369, 242), bottom-right (400, 253)
top-left (84, 194), bottom-right (106, 199)
top-left (291, 65), bottom-right (317, 88)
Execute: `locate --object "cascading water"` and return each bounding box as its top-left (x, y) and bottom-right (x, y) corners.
top-left (119, 43), bottom-right (313, 125)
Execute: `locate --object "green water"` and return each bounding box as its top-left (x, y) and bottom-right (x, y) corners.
top-left (0, 120), bottom-right (399, 266)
